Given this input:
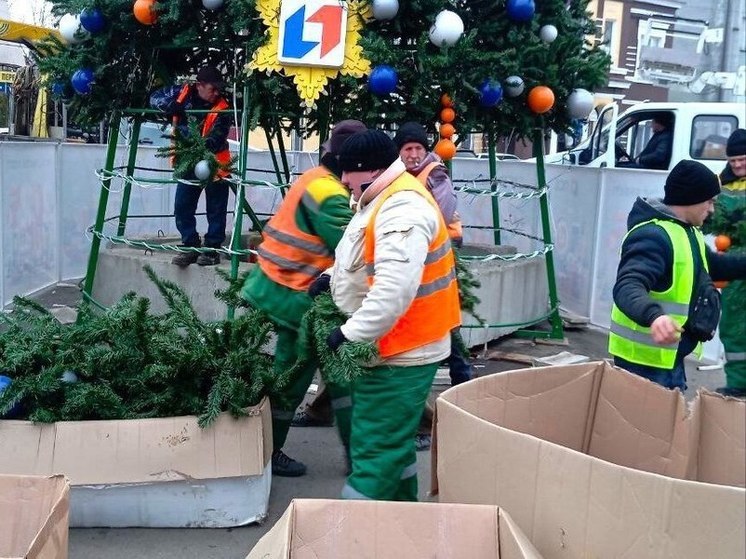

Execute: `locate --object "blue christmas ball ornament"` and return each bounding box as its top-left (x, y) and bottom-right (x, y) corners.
top-left (51, 80), bottom-right (72, 99)
top-left (369, 65), bottom-right (398, 96)
top-left (80, 8), bottom-right (106, 34)
top-left (0, 375), bottom-right (24, 419)
top-left (479, 79), bottom-right (503, 107)
top-left (506, 0), bottom-right (535, 22)
top-left (71, 68), bottom-right (95, 95)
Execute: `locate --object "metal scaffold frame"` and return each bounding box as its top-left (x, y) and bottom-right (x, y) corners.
top-left (81, 83), bottom-right (292, 320)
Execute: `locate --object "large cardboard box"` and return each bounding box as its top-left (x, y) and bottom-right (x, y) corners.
top-left (246, 499), bottom-right (544, 558)
top-left (0, 398), bottom-right (272, 528)
top-left (432, 361), bottom-right (746, 559)
top-left (0, 474), bottom-right (69, 559)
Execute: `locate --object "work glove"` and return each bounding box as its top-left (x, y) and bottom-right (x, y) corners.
top-left (167, 101), bottom-right (186, 123)
top-left (308, 273), bottom-right (331, 299)
top-left (326, 327), bottom-right (347, 352)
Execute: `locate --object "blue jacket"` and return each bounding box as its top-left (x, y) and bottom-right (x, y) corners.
top-left (149, 84), bottom-right (231, 154)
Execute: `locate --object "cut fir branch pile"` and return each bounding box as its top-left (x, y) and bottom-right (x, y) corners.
top-left (298, 292), bottom-right (378, 386)
top-left (0, 266), bottom-right (278, 428)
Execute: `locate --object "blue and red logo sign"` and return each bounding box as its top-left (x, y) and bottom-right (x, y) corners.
top-left (278, 0), bottom-right (348, 68)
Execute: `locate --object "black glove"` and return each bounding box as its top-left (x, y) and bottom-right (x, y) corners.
top-left (326, 327), bottom-right (347, 352)
top-left (167, 101), bottom-right (186, 122)
top-left (308, 273), bottom-right (331, 299)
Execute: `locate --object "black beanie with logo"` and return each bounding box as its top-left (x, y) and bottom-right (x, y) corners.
top-left (338, 130), bottom-right (400, 172)
top-left (663, 160), bottom-right (721, 206)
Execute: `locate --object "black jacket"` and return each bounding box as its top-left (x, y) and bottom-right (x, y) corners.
top-left (637, 130), bottom-right (673, 170)
top-left (613, 197), bottom-right (746, 329)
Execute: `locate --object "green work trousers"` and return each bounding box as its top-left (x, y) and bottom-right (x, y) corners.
top-left (342, 362), bottom-right (437, 501)
top-left (270, 324), bottom-right (351, 451)
top-left (720, 279), bottom-right (746, 390)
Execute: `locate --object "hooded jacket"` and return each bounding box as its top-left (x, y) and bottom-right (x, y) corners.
top-left (612, 197), bottom-right (746, 332)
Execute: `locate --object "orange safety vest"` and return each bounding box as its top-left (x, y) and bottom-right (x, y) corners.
top-left (173, 84), bottom-right (231, 178)
top-left (257, 166), bottom-right (336, 291)
top-left (416, 161), bottom-right (463, 241)
top-left (364, 174), bottom-right (462, 358)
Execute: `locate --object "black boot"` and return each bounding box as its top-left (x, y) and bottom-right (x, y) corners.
top-left (171, 250), bottom-right (199, 267)
top-left (272, 449), bottom-right (307, 477)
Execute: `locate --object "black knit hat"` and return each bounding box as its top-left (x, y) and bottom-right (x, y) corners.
top-left (196, 65), bottom-right (224, 87)
top-left (321, 119), bottom-right (367, 156)
top-left (663, 160), bottom-right (721, 206)
top-left (393, 122), bottom-right (429, 150)
top-left (338, 130), bottom-right (400, 172)
top-left (726, 128), bottom-right (746, 157)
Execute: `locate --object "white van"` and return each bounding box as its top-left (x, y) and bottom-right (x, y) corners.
top-left (547, 102), bottom-right (746, 173)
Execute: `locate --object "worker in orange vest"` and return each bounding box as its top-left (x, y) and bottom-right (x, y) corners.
top-left (393, 123), bottom-right (472, 452)
top-left (241, 120), bottom-right (367, 477)
top-left (327, 130), bottom-right (461, 501)
top-left (150, 65), bottom-right (232, 267)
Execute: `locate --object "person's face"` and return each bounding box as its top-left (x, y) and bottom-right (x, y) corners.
top-left (651, 119), bottom-right (666, 133)
top-left (196, 82), bottom-right (220, 104)
top-left (399, 142), bottom-right (427, 170)
top-left (682, 197), bottom-right (717, 227)
top-left (341, 169), bottom-right (379, 201)
top-left (727, 154), bottom-right (746, 178)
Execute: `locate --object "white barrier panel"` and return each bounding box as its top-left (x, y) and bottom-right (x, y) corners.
top-left (0, 144), bottom-right (725, 361)
top-left (0, 143), bottom-right (58, 307)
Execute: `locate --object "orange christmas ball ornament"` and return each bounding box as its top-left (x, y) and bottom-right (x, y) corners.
top-left (440, 93), bottom-right (453, 107)
top-left (714, 234), bottom-right (731, 252)
top-left (434, 139), bottom-right (457, 161)
top-left (134, 0), bottom-right (158, 25)
top-left (527, 85), bottom-right (555, 114)
top-left (440, 107), bottom-right (456, 123)
top-left (439, 123), bottom-right (455, 138)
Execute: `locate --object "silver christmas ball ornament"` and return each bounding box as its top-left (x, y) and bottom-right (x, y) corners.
top-left (428, 10), bottom-right (464, 47)
top-left (567, 88), bottom-right (595, 119)
top-left (194, 160), bottom-right (212, 180)
top-left (539, 24), bottom-right (558, 43)
top-left (504, 75), bottom-right (525, 97)
top-left (372, 0), bottom-right (399, 20)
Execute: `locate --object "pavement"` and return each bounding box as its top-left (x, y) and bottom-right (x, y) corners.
top-left (22, 283), bottom-right (727, 559)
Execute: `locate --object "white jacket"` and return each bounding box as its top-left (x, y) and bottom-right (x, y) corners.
top-left (330, 159), bottom-right (451, 367)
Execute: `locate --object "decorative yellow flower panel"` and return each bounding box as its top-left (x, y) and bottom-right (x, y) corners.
top-left (249, 0), bottom-right (372, 107)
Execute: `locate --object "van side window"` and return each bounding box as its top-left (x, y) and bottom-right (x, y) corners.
top-left (690, 115), bottom-right (738, 160)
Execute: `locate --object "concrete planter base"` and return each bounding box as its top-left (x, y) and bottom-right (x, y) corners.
top-left (459, 244), bottom-right (549, 347)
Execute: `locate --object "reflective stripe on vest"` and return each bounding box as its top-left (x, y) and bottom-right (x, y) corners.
top-left (257, 166), bottom-right (336, 291)
top-left (363, 174), bottom-right (461, 358)
top-left (173, 85), bottom-right (231, 178)
top-left (608, 219), bottom-right (708, 369)
top-left (415, 161), bottom-right (463, 241)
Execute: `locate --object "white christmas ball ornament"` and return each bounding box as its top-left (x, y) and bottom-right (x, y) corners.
top-left (59, 13), bottom-right (87, 44)
top-left (567, 88), bottom-right (595, 118)
top-left (194, 160), bottom-right (212, 180)
top-left (539, 24), bottom-right (558, 43)
top-left (372, 0), bottom-right (399, 20)
top-left (202, 0), bottom-right (225, 9)
top-left (429, 10), bottom-right (464, 47)
top-left (504, 75), bottom-right (525, 97)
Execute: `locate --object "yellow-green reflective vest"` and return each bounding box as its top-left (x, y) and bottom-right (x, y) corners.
top-left (608, 218), bottom-right (708, 369)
